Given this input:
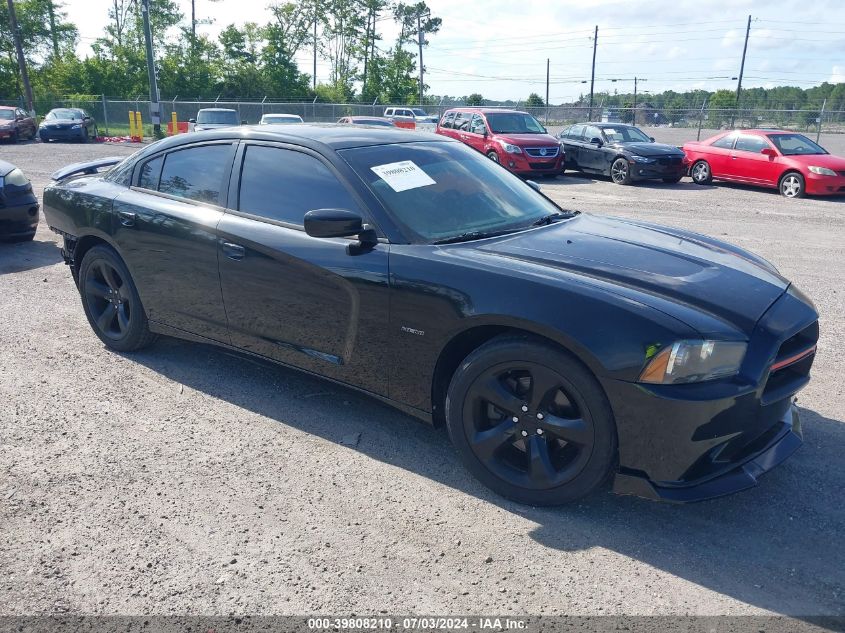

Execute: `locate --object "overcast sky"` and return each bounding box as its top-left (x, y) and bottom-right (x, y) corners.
top-left (66, 0), bottom-right (845, 102)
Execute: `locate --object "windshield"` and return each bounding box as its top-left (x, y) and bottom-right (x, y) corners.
top-left (0, 110), bottom-right (14, 120)
top-left (196, 110), bottom-right (238, 125)
top-left (47, 109), bottom-right (83, 120)
top-left (601, 126), bottom-right (651, 143)
top-left (412, 109), bottom-right (428, 116)
top-left (485, 112), bottom-right (545, 134)
top-left (340, 141), bottom-right (564, 243)
top-left (262, 115), bottom-right (300, 124)
top-left (767, 133), bottom-right (827, 156)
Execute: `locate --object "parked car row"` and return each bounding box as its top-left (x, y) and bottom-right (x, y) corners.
top-left (433, 107), bottom-right (845, 199)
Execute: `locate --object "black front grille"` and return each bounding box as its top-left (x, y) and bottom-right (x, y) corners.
top-left (657, 156), bottom-right (684, 166)
top-left (762, 321), bottom-right (818, 403)
top-left (528, 162), bottom-right (557, 170)
top-left (524, 147), bottom-right (559, 158)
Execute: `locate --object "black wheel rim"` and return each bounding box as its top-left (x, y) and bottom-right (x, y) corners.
top-left (462, 361), bottom-right (595, 490)
top-left (611, 160), bottom-right (628, 183)
top-left (84, 260), bottom-right (132, 340)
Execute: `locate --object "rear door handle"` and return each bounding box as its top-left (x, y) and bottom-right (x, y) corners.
top-left (222, 242), bottom-right (245, 261)
top-left (117, 211), bottom-right (136, 227)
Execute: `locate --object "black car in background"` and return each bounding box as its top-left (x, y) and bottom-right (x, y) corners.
top-left (42, 125), bottom-right (817, 505)
top-left (0, 159), bottom-right (39, 241)
top-left (558, 123), bottom-right (686, 184)
top-left (39, 108), bottom-right (99, 142)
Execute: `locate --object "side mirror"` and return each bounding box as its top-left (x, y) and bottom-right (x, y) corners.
top-left (589, 137), bottom-right (603, 146)
top-left (761, 148), bottom-right (777, 158)
top-left (305, 208), bottom-right (363, 238)
top-left (83, 116), bottom-right (92, 121)
top-left (649, 136), bottom-right (655, 142)
top-left (188, 118), bottom-right (196, 124)
top-left (241, 119), bottom-right (247, 125)
top-left (525, 180), bottom-right (542, 192)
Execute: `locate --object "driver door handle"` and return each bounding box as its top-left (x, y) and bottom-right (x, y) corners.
top-left (118, 211), bottom-right (136, 227)
top-left (222, 242), bottom-right (245, 261)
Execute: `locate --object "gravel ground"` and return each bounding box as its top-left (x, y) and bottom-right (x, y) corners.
top-left (1, 139), bottom-right (844, 622)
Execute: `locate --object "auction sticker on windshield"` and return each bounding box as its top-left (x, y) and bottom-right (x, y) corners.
top-left (371, 161), bottom-right (436, 192)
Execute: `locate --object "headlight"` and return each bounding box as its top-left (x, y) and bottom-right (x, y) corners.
top-left (71, 124), bottom-right (81, 129)
top-left (639, 340), bottom-right (747, 384)
top-left (2, 168), bottom-right (30, 187)
top-left (498, 141), bottom-right (522, 154)
top-left (807, 166), bottom-right (837, 176)
top-left (631, 155), bottom-right (656, 163)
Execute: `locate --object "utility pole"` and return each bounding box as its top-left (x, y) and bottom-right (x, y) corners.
top-left (734, 14), bottom-right (752, 126)
top-left (140, 0), bottom-right (160, 136)
top-left (588, 25), bottom-right (598, 120)
top-left (313, 1), bottom-right (318, 91)
top-left (417, 8), bottom-right (430, 106)
top-left (633, 77), bottom-right (637, 124)
top-left (6, 0), bottom-right (34, 113)
top-left (545, 58), bottom-right (550, 122)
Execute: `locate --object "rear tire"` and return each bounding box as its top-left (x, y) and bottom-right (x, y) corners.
top-left (610, 158), bottom-right (632, 185)
top-left (779, 171), bottom-right (805, 198)
top-left (690, 160), bottom-right (712, 184)
top-left (78, 245), bottom-right (157, 352)
top-left (445, 335), bottom-right (617, 505)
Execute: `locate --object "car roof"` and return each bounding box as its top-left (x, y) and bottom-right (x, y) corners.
top-left (0, 106), bottom-right (16, 110)
top-left (198, 107), bottom-right (237, 112)
top-left (263, 113), bottom-right (300, 117)
top-left (136, 123), bottom-right (451, 153)
top-left (0, 159), bottom-right (16, 176)
top-left (446, 108), bottom-right (527, 115)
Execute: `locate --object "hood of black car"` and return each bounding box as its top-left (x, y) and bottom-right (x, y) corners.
top-left (609, 141), bottom-right (683, 157)
top-left (475, 214), bottom-right (788, 333)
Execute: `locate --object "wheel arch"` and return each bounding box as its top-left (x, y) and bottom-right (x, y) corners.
top-left (69, 232), bottom-right (122, 282)
top-left (430, 320), bottom-right (606, 427)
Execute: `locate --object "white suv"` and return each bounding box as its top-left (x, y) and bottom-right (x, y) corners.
top-left (384, 107), bottom-right (438, 125)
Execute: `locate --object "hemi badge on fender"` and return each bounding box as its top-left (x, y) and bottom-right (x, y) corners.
top-left (401, 326), bottom-right (425, 336)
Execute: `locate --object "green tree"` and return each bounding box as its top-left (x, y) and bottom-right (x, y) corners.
top-left (466, 93), bottom-right (484, 106)
top-left (525, 92), bottom-right (544, 107)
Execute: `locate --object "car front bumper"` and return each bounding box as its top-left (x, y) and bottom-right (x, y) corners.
top-left (39, 126), bottom-right (86, 141)
top-left (629, 158), bottom-right (687, 181)
top-left (603, 287), bottom-right (818, 502)
top-left (0, 127), bottom-right (16, 139)
top-left (804, 172), bottom-right (845, 196)
top-left (0, 188), bottom-right (40, 237)
top-left (500, 151), bottom-right (564, 176)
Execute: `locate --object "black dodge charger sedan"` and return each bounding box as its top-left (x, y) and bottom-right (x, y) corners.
top-left (558, 122), bottom-right (687, 185)
top-left (0, 159), bottom-right (39, 240)
top-left (42, 125), bottom-right (818, 505)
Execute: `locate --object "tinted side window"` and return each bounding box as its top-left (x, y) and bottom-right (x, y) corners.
top-left (712, 134), bottom-right (736, 149)
top-left (454, 112), bottom-right (471, 131)
top-left (734, 135), bottom-right (769, 153)
top-left (158, 144), bottom-right (232, 205)
top-left (441, 112), bottom-right (455, 129)
top-left (470, 114), bottom-right (486, 134)
top-left (568, 124), bottom-right (585, 140)
top-left (238, 146), bottom-right (360, 226)
top-left (138, 156), bottom-right (163, 190)
top-left (583, 126), bottom-right (602, 142)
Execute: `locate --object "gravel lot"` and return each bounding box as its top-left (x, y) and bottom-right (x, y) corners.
top-left (1, 139), bottom-right (844, 624)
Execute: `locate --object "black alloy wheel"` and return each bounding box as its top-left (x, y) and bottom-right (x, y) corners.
top-left (610, 158), bottom-right (632, 185)
top-left (79, 245), bottom-right (156, 351)
top-left (445, 336), bottom-right (616, 505)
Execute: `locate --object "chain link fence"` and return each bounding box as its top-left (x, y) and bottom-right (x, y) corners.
top-left (2, 96), bottom-right (843, 140)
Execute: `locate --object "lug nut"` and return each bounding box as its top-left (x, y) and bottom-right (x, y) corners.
top-left (512, 416), bottom-right (519, 423)
top-left (537, 413), bottom-right (544, 420)
top-left (521, 430), bottom-right (528, 437)
top-left (537, 428), bottom-right (544, 435)
top-left (521, 405), bottom-right (529, 412)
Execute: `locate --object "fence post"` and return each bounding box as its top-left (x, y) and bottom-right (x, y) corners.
top-left (696, 98), bottom-right (708, 141)
top-left (101, 95), bottom-right (109, 136)
top-left (816, 98), bottom-right (826, 143)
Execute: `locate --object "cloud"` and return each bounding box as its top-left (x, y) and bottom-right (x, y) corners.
top-left (832, 66), bottom-right (845, 83)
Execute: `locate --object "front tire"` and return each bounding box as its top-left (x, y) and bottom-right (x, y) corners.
top-left (779, 172), bottom-right (805, 198)
top-left (610, 158), bottom-right (632, 185)
top-left (78, 245), bottom-right (157, 352)
top-left (487, 150), bottom-right (500, 163)
top-left (690, 160), bottom-right (712, 184)
top-left (445, 335), bottom-right (617, 505)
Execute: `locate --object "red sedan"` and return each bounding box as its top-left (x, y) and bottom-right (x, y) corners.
top-left (683, 129), bottom-right (845, 198)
